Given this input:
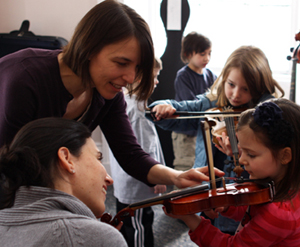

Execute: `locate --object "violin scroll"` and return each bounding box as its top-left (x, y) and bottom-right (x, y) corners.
top-left (101, 208), bottom-right (135, 227)
top-left (100, 212), bottom-right (112, 224)
top-left (295, 31), bottom-right (300, 42)
top-left (287, 31), bottom-right (300, 102)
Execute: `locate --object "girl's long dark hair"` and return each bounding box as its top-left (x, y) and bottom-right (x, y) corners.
top-left (237, 99), bottom-right (300, 202)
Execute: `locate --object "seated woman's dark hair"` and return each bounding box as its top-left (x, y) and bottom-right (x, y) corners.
top-left (0, 118), bottom-right (91, 209)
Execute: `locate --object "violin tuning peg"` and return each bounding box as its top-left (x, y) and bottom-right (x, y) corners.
top-left (233, 166), bottom-right (244, 178)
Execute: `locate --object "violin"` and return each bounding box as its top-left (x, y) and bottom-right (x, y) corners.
top-left (197, 120), bottom-right (274, 209)
top-left (146, 107), bottom-right (246, 176)
top-left (146, 107), bottom-right (244, 142)
top-left (287, 31), bottom-right (300, 102)
top-left (100, 183), bottom-right (209, 226)
top-left (204, 107), bottom-right (246, 145)
top-left (205, 107), bottom-right (247, 177)
top-left (101, 120), bottom-right (275, 227)
top-left (146, 107), bottom-right (243, 146)
top-left (101, 178), bottom-right (274, 227)
top-left (148, 107), bottom-right (246, 176)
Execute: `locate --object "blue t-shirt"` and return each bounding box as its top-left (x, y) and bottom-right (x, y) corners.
top-left (174, 65), bottom-right (217, 136)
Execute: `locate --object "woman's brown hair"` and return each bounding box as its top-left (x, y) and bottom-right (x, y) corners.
top-left (62, 0), bottom-right (154, 102)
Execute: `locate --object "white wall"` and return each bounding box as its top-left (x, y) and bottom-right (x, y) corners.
top-left (0, 0), bottom-right (98, 41)
top-left (0, 0), bottom-right (297, 101)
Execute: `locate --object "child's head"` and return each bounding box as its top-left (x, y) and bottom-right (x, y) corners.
top-left (236, 99), bottom-right (300, 201)
top-left (208, 46), bottom-right (284, 107)
top-left (153, 57), bottom-right (162, 90)
top-left (128, 56), bottom-right (162, 108)
top-left (181, 32), bottom-right (212, 72)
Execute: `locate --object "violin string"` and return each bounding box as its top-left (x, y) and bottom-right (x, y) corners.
top-left (224, 117), bottom-right (239, 154)
top-left (208, 177), bottom-right (237, 184)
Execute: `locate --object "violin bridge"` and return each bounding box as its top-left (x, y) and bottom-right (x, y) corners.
top-left (222, 177), bottom-right (227, 190)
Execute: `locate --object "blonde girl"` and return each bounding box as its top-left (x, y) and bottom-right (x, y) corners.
top-left (147, 46), bottom-right (285, 234)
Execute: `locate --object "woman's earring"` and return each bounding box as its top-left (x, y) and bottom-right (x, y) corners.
top-left (71, 169), bottom-right (76, 174)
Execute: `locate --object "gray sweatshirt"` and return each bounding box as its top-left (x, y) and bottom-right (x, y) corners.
top-left (0, 186), bottom-right (127, 247)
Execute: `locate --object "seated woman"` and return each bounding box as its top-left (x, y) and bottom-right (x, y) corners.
top-left (0, 118), bottom-right (127, 246)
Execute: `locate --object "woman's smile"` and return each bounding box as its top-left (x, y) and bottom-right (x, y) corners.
top-left (89, 37), bottom-right (141, 100)
top-left (109, 82), bottom-right (123, 90)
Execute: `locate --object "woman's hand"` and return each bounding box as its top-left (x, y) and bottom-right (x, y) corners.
top-left (173, 166), bottom-right (225, 189)
top-left (151, 104), bottom-right (176, 121)
top-left (147, 165), bottom-right (225, 189)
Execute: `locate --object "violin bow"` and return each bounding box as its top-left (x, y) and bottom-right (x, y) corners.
top-left (146, 110), bottom-right (241, 120)
top-left (201, 120), bottom-right (217, 190)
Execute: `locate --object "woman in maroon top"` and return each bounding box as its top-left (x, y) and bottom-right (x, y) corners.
top-left (0, 0), bottom-right (224, 204)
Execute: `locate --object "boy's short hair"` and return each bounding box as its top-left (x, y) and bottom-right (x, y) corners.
top-left (154, 56), bottom-right (162, 70)
top-left (181, 32), bottom-right (211, 63)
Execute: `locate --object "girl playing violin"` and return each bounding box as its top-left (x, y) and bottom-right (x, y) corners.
top-left (163, 98), bottom-right (300, 246)
top-left (147, 46), bottom-right (284, 234)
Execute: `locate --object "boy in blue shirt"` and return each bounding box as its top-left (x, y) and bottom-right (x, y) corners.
top-left (172, 32), bottom-right (216, 182)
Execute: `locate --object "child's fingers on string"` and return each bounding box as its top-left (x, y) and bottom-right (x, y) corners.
top-left (215, 137), bottom-right (229, 154)
top-left (214, 143), bottom-right (224, 152)
top-left (216, 135), bottom-right (233, 156)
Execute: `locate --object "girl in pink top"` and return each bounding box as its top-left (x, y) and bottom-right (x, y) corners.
top-left (163, 98), bottom-right (300, 247)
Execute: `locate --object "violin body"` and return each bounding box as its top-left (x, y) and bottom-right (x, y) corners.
top-left (101, 184), bottom-right (209, 226)
top-left (101, 180), bottom-right (274, 226)
top-left (164, 181), bottom-right (274, 215)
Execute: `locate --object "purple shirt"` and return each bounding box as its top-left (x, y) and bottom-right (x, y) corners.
top-left (0, 48), bottom-right (156, 185)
